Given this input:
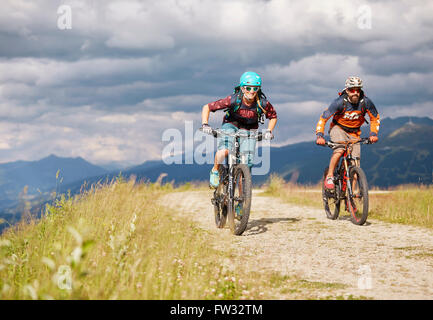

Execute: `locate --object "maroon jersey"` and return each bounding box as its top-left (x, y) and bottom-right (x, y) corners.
top-left (208, 94), bottom-right (277, 130)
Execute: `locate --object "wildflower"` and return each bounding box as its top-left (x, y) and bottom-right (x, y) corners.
top-left (41, 257), bottom-right (56, 271)
top-left (0, 239), bottom-right (11, 247)
top-left (2, 284), bottom-right (10, 294)
top-left (108, 235), bottom-right (116, 250)
top-left (68, 247), bottom-right (83, 266)
top-left (130, 214), bottom-right (137, 233)
top-left (23, 284), bottom-right (37, 300)
top-left (130, 223), bottom-right (136, 233)
top-left (67, 226), bottom-right (83, 245)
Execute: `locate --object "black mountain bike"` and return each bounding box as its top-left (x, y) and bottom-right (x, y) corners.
top-left (203, 128), bottom-right (266, 235)
top-left (321, 138), bottom-right (371, 225)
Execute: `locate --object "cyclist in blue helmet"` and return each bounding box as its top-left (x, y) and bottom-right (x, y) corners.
top-left (201, 71), bottom-right (278, 188)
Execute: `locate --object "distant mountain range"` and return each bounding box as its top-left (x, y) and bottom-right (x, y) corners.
top-left (0, 154), bottom-right (107, 195)
top-left (0, 155), bottom-right (109, 230)
top-left (1, 116), bottom-right (432, 232)
top-left (54, 116), bottom-right (433, 191)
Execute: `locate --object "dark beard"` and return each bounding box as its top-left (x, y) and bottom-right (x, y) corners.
top-left (349, 96), bottom-right (359, 103)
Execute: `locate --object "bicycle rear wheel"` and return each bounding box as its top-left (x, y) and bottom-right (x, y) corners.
top-left (228, 164), bottom-right (252, 236)
top-left (322, 167), bottom-right (340, 220)
top-left (348, 166), bottom-right (369, 225)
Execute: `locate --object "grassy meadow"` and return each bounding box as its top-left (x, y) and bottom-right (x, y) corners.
top-left (261, 174), bottom-right (433, 229)
top-left (1, 177), bottom-right (353, 300)
top-left (0, 178), bottom-right (261, 300)
top-left (3, 173), bottom-right (429, 300)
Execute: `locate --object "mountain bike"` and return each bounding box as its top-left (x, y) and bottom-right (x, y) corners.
top-left (202, 128), bottom-right (265, 235)
top-left (320, 138), bottom-right (371, 225)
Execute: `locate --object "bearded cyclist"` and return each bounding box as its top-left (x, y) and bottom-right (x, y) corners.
top-left (201, 71), bottom-right (278, 188)
top-left (315, 76), bottom-right (380, 189)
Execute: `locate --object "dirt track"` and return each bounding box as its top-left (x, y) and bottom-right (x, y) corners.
top-left (160, 190), bottom-right (433, 299)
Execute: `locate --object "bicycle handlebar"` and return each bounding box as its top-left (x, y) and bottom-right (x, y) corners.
top-left (200, 127), bottom-right (265, 141)
top-left (321, 137), bottom-right (371, 149)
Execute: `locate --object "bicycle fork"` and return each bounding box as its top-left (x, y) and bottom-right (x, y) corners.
top-left (343, 159), bottom-right (353, 196)
top-left (344, 159), bottom-right (359, 214)
top-left (228, 168), bottom-right (233, 203)
top-left (227, 152), bottom-right (235, 215)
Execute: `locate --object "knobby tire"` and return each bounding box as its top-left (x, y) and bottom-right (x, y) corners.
top-left (228, 164), bottom-right (252, 236)
top-left (348, 166), bottom-right (369, 225)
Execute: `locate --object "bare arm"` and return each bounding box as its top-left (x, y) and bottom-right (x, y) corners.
top-left (201, 104), bottom-right (210, 125)
top-left (268, 118), bottom-right (277, 132)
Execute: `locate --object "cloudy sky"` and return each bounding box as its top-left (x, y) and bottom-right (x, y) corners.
top-left (1, 0), bottom-right (432, 167)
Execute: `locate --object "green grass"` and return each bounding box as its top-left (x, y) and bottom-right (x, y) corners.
top-left (262, 272), bottom-right (349, 299)
top-left (0, 177), bottom-right (374, 300)
top-left (261, 174), bottom-right (433, 229)
top-left (368, 185), bottom-right (433, 228)
top-left (0, 179), bottom-right (259, 300)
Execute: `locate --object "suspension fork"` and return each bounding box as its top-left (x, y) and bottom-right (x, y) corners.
top-left (228, 165), bottom-right (234, 201)
top-left (229, 137), bottom-right (241, 202)
top-left (344, 158), bottom-right (354, 198)
top-left (227, 141), bottom-right (237, 208)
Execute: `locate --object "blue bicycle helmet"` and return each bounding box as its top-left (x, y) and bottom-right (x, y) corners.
top-left (240, 71), bottom-right (262, 87)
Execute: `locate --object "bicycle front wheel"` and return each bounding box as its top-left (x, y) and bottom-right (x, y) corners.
top-left (348, 166), bottom-right (369, 225)
top-left (228, 164), bottom-right (252, 236)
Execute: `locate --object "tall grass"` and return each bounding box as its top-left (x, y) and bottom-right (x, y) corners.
top-left (262, 175), bottom-right (433, 229)
top-left (261, 174), bottom-right (322, 208)
top-left (0, 176), bottom-right (375, 300)
top-left (368, 185), bottom-right (433, 228)
top-left (0, 178), bottom-right (257, 300)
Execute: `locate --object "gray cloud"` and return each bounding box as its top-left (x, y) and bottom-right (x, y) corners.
top-left (0, 0), bottom-right (432, 165)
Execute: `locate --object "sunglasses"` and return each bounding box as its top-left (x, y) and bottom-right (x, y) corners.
top-left (243, 86), bottom-right (260, 92)
top-left (347, 88), bottom-right (361, 93)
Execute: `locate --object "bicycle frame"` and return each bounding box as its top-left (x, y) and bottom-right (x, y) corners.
top-left (321, 137), bottom-right (371, 225)
top-left (337, 146), bottom-right (354, 200)
top-left (214, 129), bottom-right (262, 205)
top-left (202, 126), bottom-right (270, 234)
top-left (326, 138), bottom-right (369, 201)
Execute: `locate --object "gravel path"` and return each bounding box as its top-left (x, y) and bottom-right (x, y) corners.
top-left (160, 189), bottom-right (433, 300)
